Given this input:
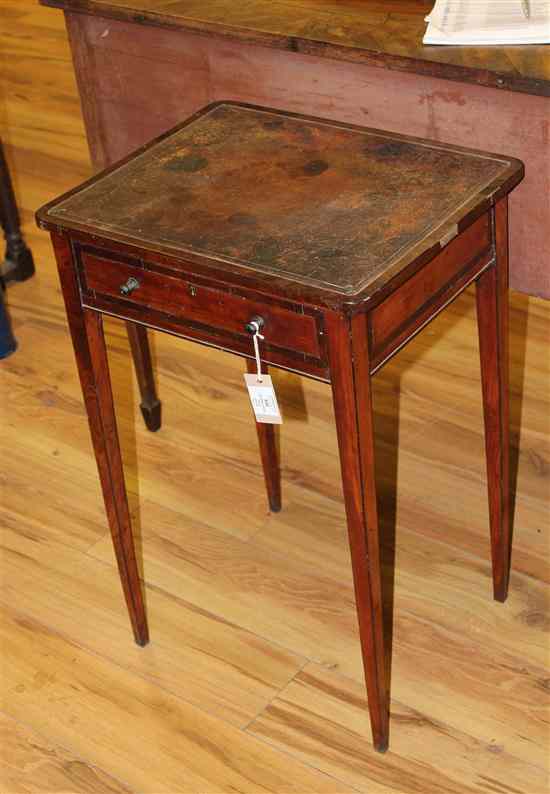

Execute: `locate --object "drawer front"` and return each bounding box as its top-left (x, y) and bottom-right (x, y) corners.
top-left (368, 213), bottom-right (492, 370)
top-left (80, 251), bottom-right (322, 359)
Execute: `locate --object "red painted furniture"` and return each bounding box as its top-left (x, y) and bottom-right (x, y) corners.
top-left (37, 102), bottom-right (524, 752)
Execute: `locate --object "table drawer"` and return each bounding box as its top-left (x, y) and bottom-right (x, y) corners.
top-left (80, 251), bottom-right (322, 359)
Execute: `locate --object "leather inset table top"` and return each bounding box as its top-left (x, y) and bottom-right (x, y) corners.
top-left (40, 102), bottom-right (522, 297)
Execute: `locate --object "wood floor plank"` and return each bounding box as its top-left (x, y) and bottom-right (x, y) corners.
top-left (0, 454), bottom-right (108, 553)
top-left (247, 663), bottom-right (549, 794)
top-left (0, 607), bottom-right (352, 794)
top-left (0, 514), bottom-right (306, 729)
top-left (249, 490), bottom-right (549, 670)
top-left (0, 5), bottom-right (89, 169)
top-left (87, 497), bottom-right (549, 768)
top-left (0, 712), bottom-right (134, 794)
top-left (87, 499), bottom-right (359, 666)
top-left (1, 311), bottom-right (277, 542)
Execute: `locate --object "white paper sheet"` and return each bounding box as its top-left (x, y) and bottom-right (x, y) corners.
top-left (423, 0), bottom-right (550, 45)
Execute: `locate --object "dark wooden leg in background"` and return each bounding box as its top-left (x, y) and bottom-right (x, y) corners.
top-left (326, 312), bottom-right (389, 752)
top-left (0, 140), bottom-right (35, 283)
top-left (246, 358), bottom-right (281, 512)
top-left (476, 197), bottom-right (511, 602)
top-left (52, 233), bottom-right (149, 646)
top-left (126, 321), bottom-right (162, 432)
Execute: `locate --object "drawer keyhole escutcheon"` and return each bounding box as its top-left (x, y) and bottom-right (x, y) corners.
top-left (189, 284), bottom-right (197, 297)
top-left (119, 276), bottom-right (140, 296)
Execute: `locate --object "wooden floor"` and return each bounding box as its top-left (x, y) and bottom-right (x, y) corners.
top-left (1, 3), bottom-right (549, 792)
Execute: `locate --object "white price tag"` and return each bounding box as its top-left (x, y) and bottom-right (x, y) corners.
top-left (244, 373), bottom-right (282, 424)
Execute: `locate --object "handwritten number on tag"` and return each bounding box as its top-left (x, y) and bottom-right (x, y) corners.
top-left (244, 373), bottom-right (283, 424)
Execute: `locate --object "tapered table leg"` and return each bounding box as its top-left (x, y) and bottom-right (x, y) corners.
top-left (476, 197), bottom-right (511, 602)
top-left (326, 312), bottom-right (389, 752)
top-left (52, 233), bottom-right (149, 646)
top-left (126, 321), bottom-right (162, 432)
top-left (246, 358), bottom-right (281, 512)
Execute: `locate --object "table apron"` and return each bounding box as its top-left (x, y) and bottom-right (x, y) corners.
top-left (368, 255), bottom-right (494, 375)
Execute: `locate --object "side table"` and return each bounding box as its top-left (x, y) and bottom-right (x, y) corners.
top-left (36, 102), bottom-right (524, 752)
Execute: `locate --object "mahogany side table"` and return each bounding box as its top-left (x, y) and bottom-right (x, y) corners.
top-left (36, 102), bottom-right (524, 753)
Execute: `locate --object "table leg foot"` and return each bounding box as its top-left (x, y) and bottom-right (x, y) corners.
top-left (140, 398), bottom-right (162, 433)
top-left (374, 738), bottom-right (389, 754)
top-left (134, 630), bottom-right (150, 647)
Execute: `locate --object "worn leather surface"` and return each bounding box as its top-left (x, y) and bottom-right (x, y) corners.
top-left (47, 103), bottom-right (517, 295)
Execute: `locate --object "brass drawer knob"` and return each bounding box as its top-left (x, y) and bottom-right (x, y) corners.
top-left (119, 276), bottom-right (140, 296)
